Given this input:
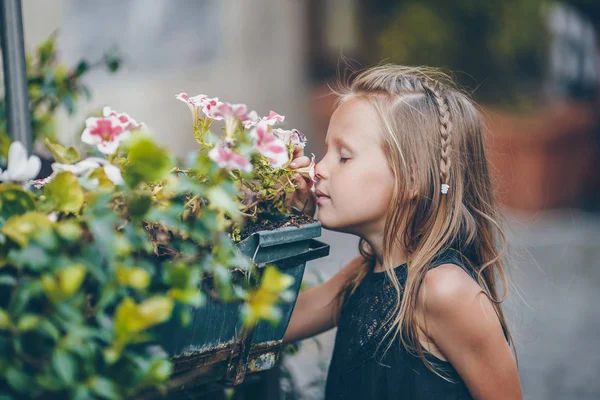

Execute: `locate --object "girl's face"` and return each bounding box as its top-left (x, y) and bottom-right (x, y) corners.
top-left (314, 96), bottom-right (396, 237)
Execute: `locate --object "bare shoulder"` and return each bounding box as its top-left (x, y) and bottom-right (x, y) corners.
top-left (417, 263), bottom-right (501, 345)
top-left (419, 263), bottom-right (484, 307)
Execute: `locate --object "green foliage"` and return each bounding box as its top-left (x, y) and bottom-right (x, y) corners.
top-left (0, 124), bottom-right (301, 398)
top-left (122, 133), bottom-right (173, 188)
top-left (0, 32), bottom-right (122, 160)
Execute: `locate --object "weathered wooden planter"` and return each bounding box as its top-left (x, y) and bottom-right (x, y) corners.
top-left (156, 220), bottom-right (329, 392)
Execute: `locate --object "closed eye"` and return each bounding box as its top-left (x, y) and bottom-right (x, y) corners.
top-left (340, 157), bottom-right (350, 163)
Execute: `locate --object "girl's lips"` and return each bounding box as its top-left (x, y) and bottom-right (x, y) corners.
top-left (316, 195), bottom-right (330, 205)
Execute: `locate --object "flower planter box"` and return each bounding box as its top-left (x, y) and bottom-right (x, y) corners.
top-left (156, 220), bottom-right (329, 391)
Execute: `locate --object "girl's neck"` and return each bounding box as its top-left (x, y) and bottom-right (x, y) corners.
top-left (366, 237), bottom-right (410, 274)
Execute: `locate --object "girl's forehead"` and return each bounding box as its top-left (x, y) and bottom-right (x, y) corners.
top-left (327, 97), bottom-right (382, 147)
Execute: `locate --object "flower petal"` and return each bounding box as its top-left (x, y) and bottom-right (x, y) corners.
top-left (250, 122), bottom-right (289, 168)
top-left (208, 146), bottom-right (253, 173)
top-left (6, 141), bottom-right (28, 175)
top-left (263, 110), bottom-right (285, 126)
top-left (103, 164), bottom-right (124, 185)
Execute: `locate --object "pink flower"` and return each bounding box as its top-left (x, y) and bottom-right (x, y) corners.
top-left (250, 122), bottom-right (289, 168)
top-left (263, 110), bottom-right (285, 126)
top-left (81, 116), bottom-right (130, 155)
top-left (205, 102), bottom-right (250, 122)
top-left (272, 128), bottom-right (307, 149)
top-left (242, 111), bottom-right (260, 129)
top-left (208, 146), bottom-right (253, 173)
top-left (243, 110), bottom-right (285, 129)
top-left (30, 172), bottom-right (56, 189)
top-left (176, 93), bottom-right (219, 124)
top-left (103, 107), bottom-right (144, 131)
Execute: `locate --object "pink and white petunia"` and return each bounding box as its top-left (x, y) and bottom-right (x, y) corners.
top-left (250, 121), bottom-right (289, 168)
top-left (176, 93), bottom-right (219, 124)
top-left (262, 110), bottom-right (285, 126)
top-left (242, 110), bottom-right (260, 129)
top-left (103, 107), bottom-right (145, 131)
top-left (208, 146), bottom-right (253, 173)
top-left (51, 157), bottom-right (124, 185)
top-left (272, 128), bottom-right (307, 149)
top-left (81, 116), bottom-right (129, 155)
top-left (205, 102), bottom-right (250, 122)
top-left (30, 172), bottom-right (56, 189)
top-left (243, 110), bottom-right (285, 129)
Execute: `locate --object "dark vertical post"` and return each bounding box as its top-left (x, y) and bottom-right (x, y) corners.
top-left (0, 0), bottom-right (33, 153)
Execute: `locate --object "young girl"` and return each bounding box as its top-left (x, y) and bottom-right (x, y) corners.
top-left (283, 65), bottom-right (523, 399)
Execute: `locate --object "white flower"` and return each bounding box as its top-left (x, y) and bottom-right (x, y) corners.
top-left (51, 157), bottom-right (124, 186)
top-left (272, 128), bottom-right (307, 149)
top-left (0, 141), bottom-right (41, 183)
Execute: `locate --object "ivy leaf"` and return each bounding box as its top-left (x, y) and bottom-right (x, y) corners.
top-left (42, 171), bottom-right (84, 213)
top-left (43, 138), bottom-right (80, 164)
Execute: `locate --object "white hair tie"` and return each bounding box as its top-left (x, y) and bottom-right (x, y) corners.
top-left (441, 184), bottom-right (449, 195)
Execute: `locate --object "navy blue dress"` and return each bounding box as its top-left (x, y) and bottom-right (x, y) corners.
top-left (325, 251), bottom-right (478, 399)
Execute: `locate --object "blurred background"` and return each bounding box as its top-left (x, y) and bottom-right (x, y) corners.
top-left (3, 0), bottom-right (600, 399)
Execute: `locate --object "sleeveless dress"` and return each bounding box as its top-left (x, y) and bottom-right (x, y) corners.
top-left (324, 250), bottom-right (481, 400)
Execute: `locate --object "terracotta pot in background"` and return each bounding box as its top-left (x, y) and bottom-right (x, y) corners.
top-left (484, 101), bottom-right (598, 211)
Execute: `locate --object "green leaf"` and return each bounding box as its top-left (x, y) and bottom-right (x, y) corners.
top-left (8, 243), bottom-right (51, 270)
top-left (122, 133), bottom-right (172, 188)
top-left (207, 186), bottom-right (241, 218)
top-left (149, 359), bottom-right (172, 382)
top-left (2, 212), bottom-right (54, 247)
top-left (0, 308), bottom-right (12, 330)
top-left (44, 138), bottom-right (80, 164)
top-left (4, 366), bottom-right (32, 394)
top-left (165, 262), bottom-right (200, 289)
top-left (0, 274), bottom-right (17, 286)
top-left (9, 279), bottom-right (43, 316)
top-left (42, 171), bottom-right (84, 213)
top-left (16, 313), bottom-right (41, 332)
top-left (56, 220), bottom-right (83, 242)
top-left (74, 61), bottom-right (89, 77)
top-left (90, 376), bottom-right (121, 399)
top-left (0, 184), bottom-right (36, 219)
top-left (126, 193), bottom-right (152, 220)
top-left (52, 348), bottom-right (77, 386)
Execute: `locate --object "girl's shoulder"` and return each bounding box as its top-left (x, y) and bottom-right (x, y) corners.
top-left (428, 248), bottom-right (478, 281)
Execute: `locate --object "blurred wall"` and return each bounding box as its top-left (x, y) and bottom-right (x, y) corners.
top-left (21, 0), bottom-right (313, 157)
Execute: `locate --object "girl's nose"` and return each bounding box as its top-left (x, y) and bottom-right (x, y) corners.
top-left (314, 159), bottom-right (327, 180)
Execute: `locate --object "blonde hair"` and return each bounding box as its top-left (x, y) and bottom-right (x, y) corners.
top-left (332, 64), bottom-right (517, 381)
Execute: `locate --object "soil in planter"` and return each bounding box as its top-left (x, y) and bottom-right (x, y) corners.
top-left (239, 214), bottom-right (315, 241)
